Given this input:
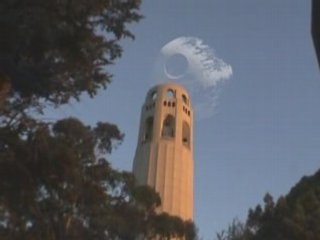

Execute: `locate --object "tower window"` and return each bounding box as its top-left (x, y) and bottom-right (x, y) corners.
top-left (150, 91), bottom-right (157, 101)
top-left (182, 94), bottom-right (188, 105)
top-left (182, 121), bottom-right (191, 148)
top-left (162, 114), bottom-right (175, 138)
top-left (143, 117), bottom-right (154, 142)
top-left (164, 101), bottom-right (167, 106)
top-left (166, 89), bottom-right (175, 98)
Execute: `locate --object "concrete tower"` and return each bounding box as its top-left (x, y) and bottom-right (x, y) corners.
top-left (133, 82), bottom-right (193, 220)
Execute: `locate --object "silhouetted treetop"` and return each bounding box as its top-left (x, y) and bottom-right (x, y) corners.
top-left (216, 169), bottom-right (320, 240)
top-left (0, 0), bottom-right (142, 105)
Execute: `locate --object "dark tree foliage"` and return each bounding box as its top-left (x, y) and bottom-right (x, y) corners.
top-left (0, 0), bottom-right (142, 105)
top-left (252, 170), bottom-right (320, 240)
top-left (216, 170), bottom-right (320, 240)
top-left (0, 118), bottom-right (197, 240)
top-left (216, 219), bottom-right (248, 240)
top-left (0, 1), bottom-right (198, 239)
top-left (0, 118), bottom-right (122, 239)
top-left (149, 213), bottom-right (197, 240)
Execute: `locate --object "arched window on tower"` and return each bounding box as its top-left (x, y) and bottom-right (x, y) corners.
top-left (162, 114), bottom-right (175, 138)
top-left (143, 117), bottom-right (154, 142)
top-left (182, 121), bottom-right (191, 148)
top-left (166, 89), bottom-right (175, 98)
top-left (150, 90), bottom-right (157, 101)
top-left (182, 94), bottom-right (189, 105)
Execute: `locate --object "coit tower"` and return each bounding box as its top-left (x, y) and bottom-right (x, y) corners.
top-left (133, 82), bottom-right (193, 220)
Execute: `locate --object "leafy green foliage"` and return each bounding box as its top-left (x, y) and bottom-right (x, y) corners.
top-left (0, 118), bottom-right (122, 239)
top-left (216, 219), bottom-right (248, 240)
top-left (216, 170), bottom-right (320, 240)
top-left (247, 171), bottom-right (320, 240)
top-left (0, 0), bottom-right (142, 105)
top-left (0, 1), bottom-right (198, 239)
top-left (0, 118), bottom-right (197, 240)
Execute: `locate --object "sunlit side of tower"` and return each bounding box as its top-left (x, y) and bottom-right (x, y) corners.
top-left (133, 82), bottom-right (193, 220)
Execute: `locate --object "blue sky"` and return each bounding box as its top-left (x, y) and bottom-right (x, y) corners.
top-left (47, 1), bottom-right (320, 238)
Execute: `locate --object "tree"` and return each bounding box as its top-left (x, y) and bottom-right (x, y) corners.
top-left (0, 1), bottom-right (198, 239)
top-left (0, 118), bottom-right (197, 240)
top-left (0, 118), bottom-right (121, 239)
top-left (0, 0), bottom-right (142, 109)
top-left (216, 219), bottom-right (248, 240)
top-left (216, 169), bottom-right (320, 240)
top-left (249, 170), bottom-right (320, 240)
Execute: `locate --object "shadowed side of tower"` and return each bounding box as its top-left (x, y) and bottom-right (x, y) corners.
top-left (133, 82), bottom-right (193, 221)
